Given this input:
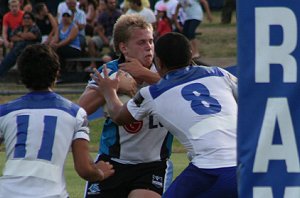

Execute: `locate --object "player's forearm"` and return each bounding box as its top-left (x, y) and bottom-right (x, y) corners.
top-left (104, 89), bottom-right (126, 124)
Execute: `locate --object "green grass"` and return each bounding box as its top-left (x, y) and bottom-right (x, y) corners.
top-left (0, 152), bottom-right (188, 197)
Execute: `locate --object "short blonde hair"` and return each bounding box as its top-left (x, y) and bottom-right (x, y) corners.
top-left (113, 14), bottom-right (153, 55)
top-left (9, 0), bottom-right (19, 4)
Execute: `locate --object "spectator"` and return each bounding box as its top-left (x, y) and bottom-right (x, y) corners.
top-left (85, 0), bottom-right (122, 71)
top-left (221, 0), bottom-right (236, 24)
top-left (57, 0), bottom-right (79, 22)
top-left (121, 0), bottom-right (150, 13)
top-left (21, 0), bottom-right (32, 12)
top-left (155, 4), bottom-right (172, 39)
top-left (58, 0), bottom-right (87, 50)
top-left (0, 44), bottom-right (115, 197)
top-left (79, 0), bottom-right (98, 36)
top-left (126, 0), bottom-right (156, 27)
top-left (51, 10), bottom-right (81, 72)
top-left (174, 0), bottom-right (213, 58)
top-left (0, 11), bottom-right (41, 77)
top-left (34, 2), bottom-right (58, 44)
top-left (2, 0), bottom-right (24, 50)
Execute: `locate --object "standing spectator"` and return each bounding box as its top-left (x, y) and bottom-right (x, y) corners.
top-left (0, 44), bottom-right (114, 198)
top-left (121, 0), bottom-right (150, 13)
top-left (85, 0), bottom-right (122, 71)
top-left (57, 0), bottom-right (79, 22)
top-left (79, 14), bottom-right (173, 198)
top-left (0, 12), bottom-right (41, 77)
top-left (34, 2), bottom-right (58, 44)
top-left (51, 10), bottom-right (81, 72)
top-left (221, 0), bottom-right (236, 24)
top-left (155, 4), bottom-right (172, 39)
top-left (2, 0), bottom-right (24, 50)
top-left (154, 0), bottom-right (178, 23)
top-left (174, 0), bottom-right (212, 58)
top-left (79, 0), bottom-right (98, 36)
top-left (90, 32), bottom-right (238, 198)
top-left (126, 0), bottom-right (156, 27)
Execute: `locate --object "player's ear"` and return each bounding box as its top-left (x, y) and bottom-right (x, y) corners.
top-left (119, 42), bottom-right (127, 55)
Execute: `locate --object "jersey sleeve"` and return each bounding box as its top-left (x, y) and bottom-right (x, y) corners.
top-left (126, 87), bottom-right (153, 121)
top-left (219, 67), bottom-right (238, 101)
top-left (73, 108), bottom-right (90, 141)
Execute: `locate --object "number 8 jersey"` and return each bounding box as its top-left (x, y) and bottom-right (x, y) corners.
top-left (127, 65), bottom-right (238, 169)
top-left (0, 92), bottom-right (89, 198)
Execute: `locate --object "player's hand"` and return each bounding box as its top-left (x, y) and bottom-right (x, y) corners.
top-left (118, 70), bottom-right (137, 97)
top-left (90, 65), bottom-right (120, 95)
top-left (119, 56), bottom-right (148, 83)
top-left (95, 161), bottom-right (115, 181)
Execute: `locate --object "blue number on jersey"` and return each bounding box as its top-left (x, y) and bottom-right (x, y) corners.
top-left (182, 83), bottom-right (221, 115)
top-left (14, 115), bottom-right (57, 161)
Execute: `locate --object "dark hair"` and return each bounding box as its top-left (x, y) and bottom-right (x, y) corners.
top-left (23, 11), bottom-right (36, 22)
top-left (17, 44), bottom-right (60, 90)
top-left (155, 32), bottom-right (192, 69)
top-left (34, 2), bottom-right (46, 14)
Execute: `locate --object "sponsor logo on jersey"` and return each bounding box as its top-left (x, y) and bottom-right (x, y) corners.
top-left (88, 183), bottom-right (101, 195)
top-left (152, 175), bottom-right (163, 188)
top-left (123, 121), bottom-right (143, 133)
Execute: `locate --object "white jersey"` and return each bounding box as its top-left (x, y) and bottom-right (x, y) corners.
top-left (87, 60), bottom-right (173, 164)
top-left (127, 65), bottom-right (238, 169)
top-left (0, 92), bottom-right (90, 198)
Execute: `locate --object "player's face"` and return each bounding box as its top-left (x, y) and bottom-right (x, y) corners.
top-left (123, 28), bottom-right (154, 68)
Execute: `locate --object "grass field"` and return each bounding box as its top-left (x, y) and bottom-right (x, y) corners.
top-left (0, 151), bottom-right (188, 197)
top-left (0, 10), bottom-right (236, 197)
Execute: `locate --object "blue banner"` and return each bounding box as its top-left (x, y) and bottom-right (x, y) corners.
top-left (237, 0), bottom-right (300, 197)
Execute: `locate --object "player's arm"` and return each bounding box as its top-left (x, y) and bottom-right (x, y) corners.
top-left (78, 87), bottom-right (106, 115)
top-left (90, 67), bottom-right (137, 125)
top-left (72, 138), bottom-right (114, 181)
top-left (119, 56), bottom-right (161, 85)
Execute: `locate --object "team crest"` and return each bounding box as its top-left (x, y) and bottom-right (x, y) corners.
top-left (152, 175), bottom-right (163, 188)
top-left (123, 121), bottom-right (143, 133)
top-left (88, 183), bottom-right (101, 195)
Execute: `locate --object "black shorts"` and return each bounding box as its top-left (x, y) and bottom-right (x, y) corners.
top-left (84, 154), bottom-right (173, 198)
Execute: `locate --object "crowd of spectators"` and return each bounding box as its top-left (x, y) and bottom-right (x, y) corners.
top-left (0, 0), bottom-right (232, 77)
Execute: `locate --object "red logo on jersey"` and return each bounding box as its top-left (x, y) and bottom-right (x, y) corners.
top-left (123, 121), bottom-right (143, 134)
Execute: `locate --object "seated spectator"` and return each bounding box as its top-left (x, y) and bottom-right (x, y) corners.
top-left (2, 0), bottom-right (24, 50)
top-left (86, 0), bottom-right (122, 71)
top-left (79, 0), bottom-right (98, 36)
top-left (51, 10), bottom-right (81, 72)
top-left (58, 0), bottom-right (87, 52)
top-left (0, 11), bottom-right (41, 77)
top-left (126, 0), bottom-right (156, 27)
top-left (34, 3), bottom-right (58, 44)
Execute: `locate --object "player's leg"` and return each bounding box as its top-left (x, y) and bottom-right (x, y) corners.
top-left (162, 163), bottom-right (218, 198)
top-left (201, 166), bottom-right (238, 198)
top-left (84, 154), bottom-right (129, 198)
top-left (128, 160), bottom-right (173, 198)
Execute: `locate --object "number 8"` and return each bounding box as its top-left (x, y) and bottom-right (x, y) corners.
top-left (181, 83), bottom-right (221, 115)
